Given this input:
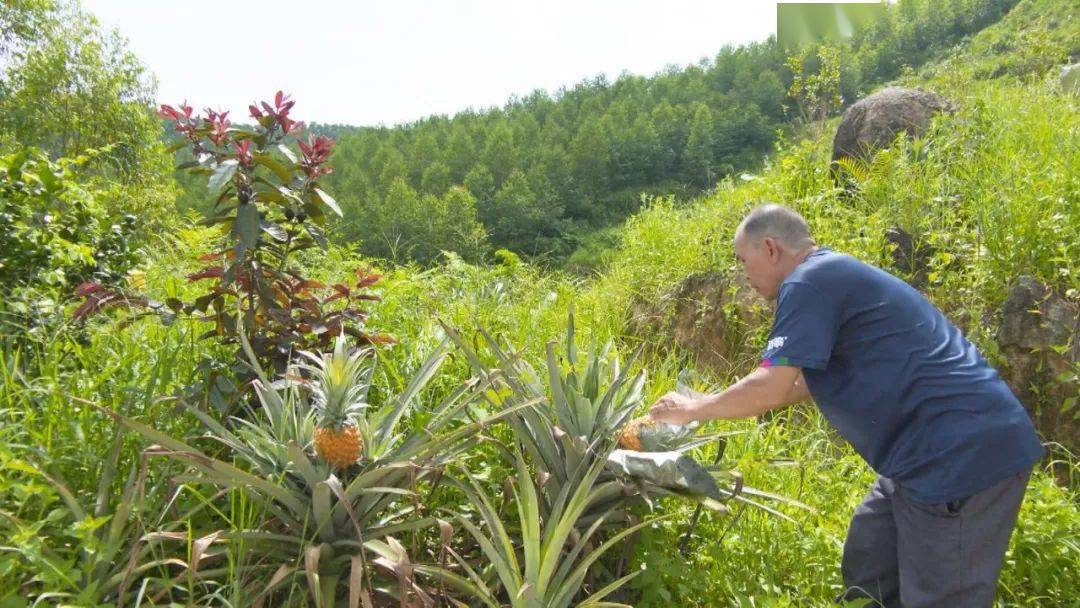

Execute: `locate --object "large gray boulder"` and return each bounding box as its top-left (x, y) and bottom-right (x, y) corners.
top-left (996, 276), bottom-right (1079, 452)
top-left (832, 87), bottom-right (954, 162)
top-left (999, 276), bottom-right (1078, 352)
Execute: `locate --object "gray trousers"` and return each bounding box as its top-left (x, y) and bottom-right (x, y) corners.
top-left (838, 468), bottom-right (1031, 608)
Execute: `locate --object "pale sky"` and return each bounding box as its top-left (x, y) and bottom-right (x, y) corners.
top-left (82, 0), bottom-right (782, 127)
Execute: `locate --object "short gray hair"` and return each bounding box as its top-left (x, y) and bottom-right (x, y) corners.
top-left (735, 203), bottom-right (814, 249)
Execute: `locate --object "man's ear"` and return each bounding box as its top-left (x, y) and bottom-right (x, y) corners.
top-left (763, 236), bottom-right (780, 261)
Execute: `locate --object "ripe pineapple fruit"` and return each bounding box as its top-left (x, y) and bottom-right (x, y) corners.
top-left (297, 335), bottom-right (372, 469)
top-left (617, 415), bottom-right (698, 452)
top-left (313, 424), bottom-right (363, 469)
top-left (617, 416), bottom-right (656, 451)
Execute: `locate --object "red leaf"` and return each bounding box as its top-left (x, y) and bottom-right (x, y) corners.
top-left (366, 332), bottom-right (396, 345)
top-left (300, 299), bottom-right (320, 315)
top-left (197, 249), bottom-right (234, 262)
top-left (71, 289), bottom-right (150, 322)
top-left (340, 308), bottom-right (367, 321)
top-left (355, 273), bottom-right (382, 288)
top-left (72, 295), bottom-right (106, 321)
top-left (158, 105), bottom-right (180, 120)
top-left (186, 266), bottom-right (224, 281)
top-left (75, 282), bottom-right (103, 297)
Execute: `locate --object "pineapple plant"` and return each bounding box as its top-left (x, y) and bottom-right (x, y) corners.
top-left (443, 309), bottom-right (743, 520)
top-left (296, 334), bottom-right (373, 469)
top-left (101, 318), bottom-right (535, 604)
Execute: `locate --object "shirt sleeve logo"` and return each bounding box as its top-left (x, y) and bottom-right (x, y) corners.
top-left (765, 336), bottom-right (787, 353)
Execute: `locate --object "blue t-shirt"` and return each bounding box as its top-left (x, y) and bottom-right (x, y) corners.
top-left (762, 248), bottom-right (1043, 503)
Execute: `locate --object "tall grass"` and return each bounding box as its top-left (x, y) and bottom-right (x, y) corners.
top-left (624, 406), bottom-right (1079, 607)
top-left (2, 3), bottom-right (1078, 603)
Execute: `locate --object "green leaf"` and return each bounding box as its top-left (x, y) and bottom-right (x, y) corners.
top-left (303, 200), bottom-right (325, 223)
top-left (254, 153), bottom-right (292, 183)
top-left (277, 144), bottom-right (298, 164)
top-left (577, 570), bottom-right (642, 607)
top-left (313, 188), bottom-right (342, 217)
top-left (305, 223), bottom-right (328, 250)
top-left (253, 187), bottom-right (286, 204)
top-left (232, 204), bottom-right (260, 254)
top-left (260, 220), bottom-right (288, 242)
top-left (414, 564), bottom-right (498, 608)
top-left (208, 159), bottom-right (239, 193)
top-left (99, 408), bottom-right (306, 517)
top-left (278, 186), bottom-right (304, 205)
top-left (196, 213), bottom-right (235, 227)
top-left (313, 482), bottom-right (335, 543)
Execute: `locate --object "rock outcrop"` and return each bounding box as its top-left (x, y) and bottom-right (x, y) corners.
top-left (997, 276), bottom-right (1080, 451)
top-left (885, 226), bottom-right (934, 289)
top-left (626, 272), bottom-right (767, 374)
top-left (832, 87), bottom-right (954, 162)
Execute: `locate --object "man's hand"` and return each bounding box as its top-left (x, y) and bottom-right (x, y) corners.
top-left (649, 392), bottom-right (700, 425)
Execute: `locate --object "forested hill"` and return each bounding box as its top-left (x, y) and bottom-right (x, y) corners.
top-left (173, 0), bottom-right (1020, 267)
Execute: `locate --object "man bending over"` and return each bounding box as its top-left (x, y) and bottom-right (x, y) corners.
top-left (649, 203), bottom-right (1043, 607)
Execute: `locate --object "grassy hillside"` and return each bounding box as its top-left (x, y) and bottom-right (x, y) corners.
top-left (580, 2), bottom-right (1080, 602)
top-left (372, 5), bottom-right (1080, 599)
top-left (1, 0), bottom-right (1077, 605)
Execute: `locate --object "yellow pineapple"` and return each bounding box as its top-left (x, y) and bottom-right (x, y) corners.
top-left (314, 425), bottom-right (363, 469)
top-left (617, 416), bottom-right (656, 451)
top-left (297, 335), bottom-right (372, 469)
top-left (617, 415), bottom-right (697, 452)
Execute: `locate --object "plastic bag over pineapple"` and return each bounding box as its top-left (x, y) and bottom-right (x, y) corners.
top-left (606, 370), bottom-right (737, 508)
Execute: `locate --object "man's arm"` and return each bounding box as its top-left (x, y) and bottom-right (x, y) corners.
top-left (783, 370), bottom-right (810, 406)
top-left (650, 365), bottom-right (805, 424)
